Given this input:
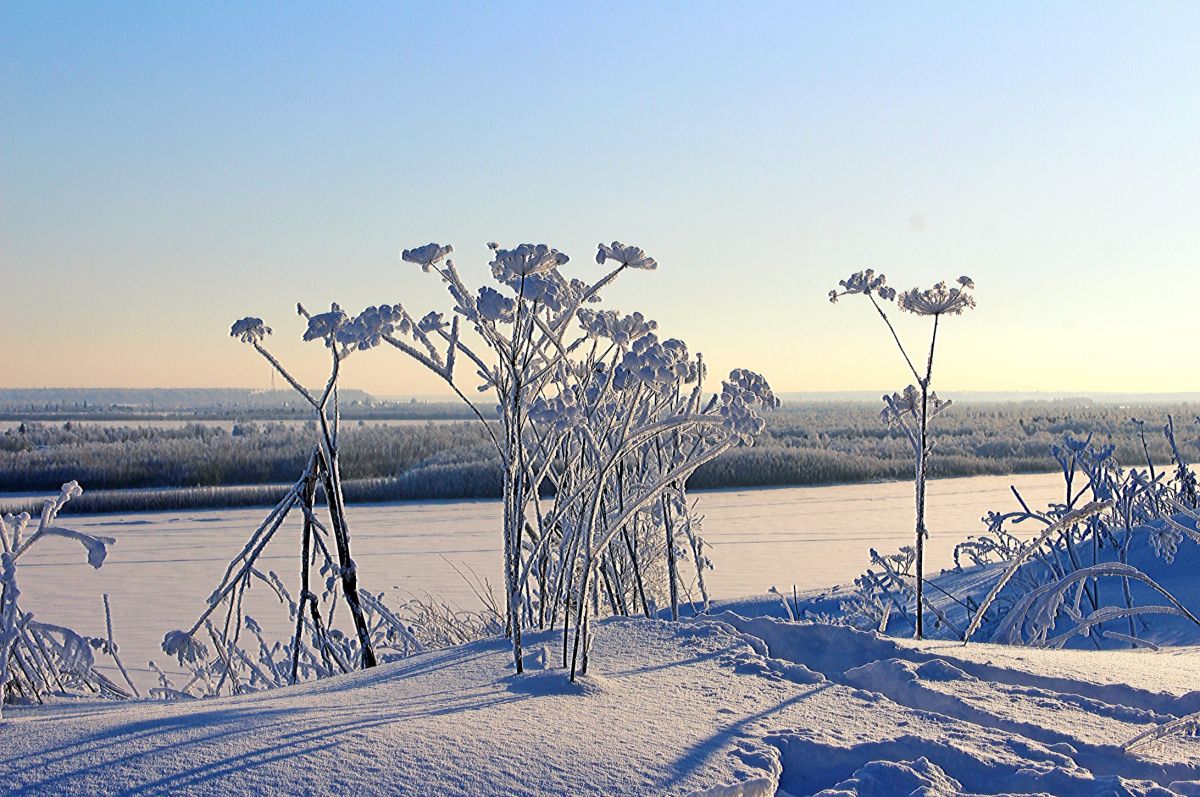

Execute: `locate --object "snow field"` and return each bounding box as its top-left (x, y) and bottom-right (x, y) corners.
top-left (4, 615), bottom-right (1197, 796)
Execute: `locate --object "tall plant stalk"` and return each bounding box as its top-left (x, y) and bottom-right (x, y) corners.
top-left (229, 313), bottom-right (377, 668)
top-left (831, 271), bottom-right (975, 638)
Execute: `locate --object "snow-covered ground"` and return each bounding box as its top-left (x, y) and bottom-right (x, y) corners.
top-left (3, 615), bottom-right (1197, 796)
top-left (8, 470), bottom-right (1199, 795)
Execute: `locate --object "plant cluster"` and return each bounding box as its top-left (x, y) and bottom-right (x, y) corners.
top-left (958, 421), bottom-right (1200, 649)
top-left (0, 483), bottom-right (137, 715)
top-left (359, 240), bottom-right (777, 679)
top-left (162, 239), bottom-right (774, 688)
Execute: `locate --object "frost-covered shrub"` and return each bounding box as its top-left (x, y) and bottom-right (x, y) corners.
top-left (957, 428), bottom-right (1200, 648)
top-left (0, 482), bottom-right (136, 716)
top-left (316, 240), bottom-right (777, 679)
top-left (831, 419), bottom-right (1200, 649)
top-left (830, 271), bottom-right (976, 638)
top-left (157, 445), bottom-right (504, 698)
top-left (166, 238), bottom-right (772, 691)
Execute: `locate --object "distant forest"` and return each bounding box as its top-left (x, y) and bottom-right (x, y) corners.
top-left (3, 399), bottom-right (1198, 514)
top-left (0, 388), bottom-right (474, 421)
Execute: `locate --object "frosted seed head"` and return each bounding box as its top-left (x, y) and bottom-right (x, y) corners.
top-left (829, 270), bottom-right (894, 302)
top-left (230, 317), bottom-right (272, 344)
top-left (596, 241), bottom-right (657, 270)
top-left (302, 305), bottom-right (349, 344)
top-left (898, 280), bottom-right (976, 316)
top-left (490, 243), bottom-right (569, 283)
top-left (476, 286), bottom-right (516, 323)
top-left (162, 629), bottom-right (209, 666)
top-left (401, 243), bottom-right (453, 271)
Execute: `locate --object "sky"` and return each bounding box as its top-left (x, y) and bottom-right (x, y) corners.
top-left (3, 2), bottom-right (1198, 398)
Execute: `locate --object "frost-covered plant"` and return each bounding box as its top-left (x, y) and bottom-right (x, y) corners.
top-left (159, 306), bottom-right (440, 693)
top-left (223, 307), bottom-right (381, 669)
top-left (322, 240), bottom-right (777, 679)
top-left (161, 439), bottom-right (435, 697)
top-left (957, 429), bottom-right (1200, 648)
top-left (830, 271), bottom-right (976, 638)
top-left (0, 482), bottom-right (135, 716)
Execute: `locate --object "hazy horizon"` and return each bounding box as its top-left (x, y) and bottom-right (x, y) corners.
top-left (10, 385), bottom-right (1200, 407)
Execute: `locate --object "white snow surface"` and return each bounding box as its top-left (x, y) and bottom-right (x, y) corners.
top-left (4, 615), bottom-right (1198, 796)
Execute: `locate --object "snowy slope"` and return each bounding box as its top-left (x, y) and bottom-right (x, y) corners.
top-left (4, 616), bottom-right (1199, 796)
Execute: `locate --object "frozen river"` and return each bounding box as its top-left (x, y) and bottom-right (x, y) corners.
top-left (17, 471), bottom-right (1068, 688)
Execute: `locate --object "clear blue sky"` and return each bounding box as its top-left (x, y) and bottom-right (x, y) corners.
top-left (3, 2), bottom-right (1198, 396)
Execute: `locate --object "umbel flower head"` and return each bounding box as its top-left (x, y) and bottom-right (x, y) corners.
top-left (612, 334), bottom-right (694, 390)
top-left (230, 317), bottom-right (272, 344)
top-left (302, 304), bottom-right (349, 343)
top-left (161, 629), bottom-right (209, 666)
top-left (828, 269), bottom-right (895, 303)
top-left (476, 286), bottom-right (515, 323)
top-left (596, 241), bottom-right (657, 270)
top-left (515, 273), bottom-right (567, 311)
top-left (490, 243), bottom-right (570, 283)
top-left (528, 389), bottom-right (584, 433)
top-left (401, 243), bottom-right (453, 271)
top-left (578, 309), bottom-right (658, 348)
top-left (881, 385), bottom-right (950, 425)
top-left (718, 369), bottom-right (778, 444)
top-left (336, 304), bottom-right (407, 351)
top-left (898, 277), bottom-right (976, 316)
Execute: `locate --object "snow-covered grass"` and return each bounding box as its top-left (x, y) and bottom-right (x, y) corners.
top-left (815, 428), bottom-right (1200, 661)
top-left (0, 483), bottom-right (138, 714)
top-left (4, 615), bottom-right (1198, 795)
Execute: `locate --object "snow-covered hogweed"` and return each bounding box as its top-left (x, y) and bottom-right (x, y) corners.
top-left (223, 301), bottom-right (396, 672)
top-left (830, 267), bottom-right (977, 639)
top-left (401, 242), bottom-right (453, 270)
top-left (229, 316), bottom-right (271, 344)
top-left (210, 236), bottom-right (771, 690)
top-left (316, 238), bottom-right (779, 680)
top-left (954, 430), bottom-right (1200, 650)
top-left (491, 243), bottom-right (570, 282)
